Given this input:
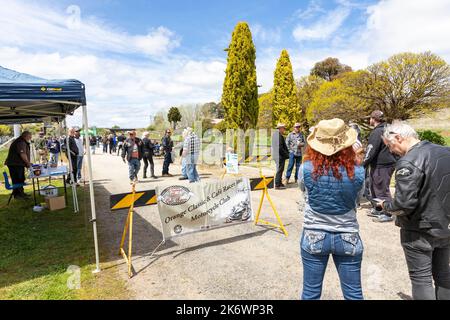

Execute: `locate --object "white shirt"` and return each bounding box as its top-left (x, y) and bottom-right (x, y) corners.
top-left (75, 137), bottom-right (84, 155)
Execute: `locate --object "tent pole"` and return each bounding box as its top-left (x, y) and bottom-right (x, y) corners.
top-left (82, 105), bottom-right (101, 273)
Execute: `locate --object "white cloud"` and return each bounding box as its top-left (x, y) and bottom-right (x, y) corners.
top-left (293, 6), bottom-right (351, 41)
top-left (362, 0), bottom-right (450, 62)
top-left (0, 46), bottom-right (226, 128)
top-left (294, 0), bottom-right (326, 20)
top-left (251, 24), bottom-right (282, 44)
top-left (0, 0), bottom-right (180, 57)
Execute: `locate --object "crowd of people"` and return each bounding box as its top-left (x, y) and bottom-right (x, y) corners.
top-left (270, 111), bottom-right (450, 301)
top-left (3, 111), bottom-right (449, 301)
top-left (119, 128), bottom-right (201, 184)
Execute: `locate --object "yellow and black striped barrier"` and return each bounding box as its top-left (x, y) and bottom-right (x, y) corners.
top-left (110, 177), bottom-right (274, 211)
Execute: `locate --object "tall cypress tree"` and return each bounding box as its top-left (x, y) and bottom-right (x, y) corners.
top-left (221, 22), bottom-right (259, 131)
top-left (272, 49), bottom-right (300, 129)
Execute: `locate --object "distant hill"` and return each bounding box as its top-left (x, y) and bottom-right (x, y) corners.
top-left (0, 66), bottom-right (43, 83)
top-left (407, 108), bottom-right (450, 131)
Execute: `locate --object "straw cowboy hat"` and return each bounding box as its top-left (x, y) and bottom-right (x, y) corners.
top-left (276, 123), bottom-right (286, 129)
top-left (307, 118), bottom-right (357, 156)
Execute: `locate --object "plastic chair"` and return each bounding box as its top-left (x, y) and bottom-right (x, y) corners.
top-left (3, 171), bottom-right (27, 205)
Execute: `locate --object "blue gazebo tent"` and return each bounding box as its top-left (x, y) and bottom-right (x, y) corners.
top-left (0, 66), bottom-right (100, 273)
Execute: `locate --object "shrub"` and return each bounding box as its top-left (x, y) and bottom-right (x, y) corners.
top-left (417, 130), bottom-right (446, 145)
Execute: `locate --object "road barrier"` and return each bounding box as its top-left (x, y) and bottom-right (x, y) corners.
top-left (109, 177), bottom-right (274, 211)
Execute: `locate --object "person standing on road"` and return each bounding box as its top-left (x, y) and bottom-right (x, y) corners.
top-left (362, 110), bottom-right (398, 223)
top-left (285, 123), bottom-right (305, 185)
top-left (272, 123), bottom-right (290, 190)
top-left (66, 128), bottom-right (79, 185)
top-left (179, 128), bottom-right (190, 181)
top-left (74, 127), bottom-right (85, 183)
top-left (102, 135), bottom-right (108, 153)
top-left (117, 133), bottom-right (126, 156)
top-left (299, 119), bottom-right (365, 300)
top-left (122, 130), bottom-right (144, 184)
top-left (5, 131), bottom-right (32, 199)
top-left (376, 122), bottom-right (450, 300)
top-left (183, 128), bottom-right (201, 183)
top-left (142, 132), bottom-right (157, 179)
top-left (161, 129), bottom-right (174, 177)
top-left (89, 135), bottom-right (97, 155)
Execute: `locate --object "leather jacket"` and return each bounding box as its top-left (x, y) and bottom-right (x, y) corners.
top-left (384, 141), bottom-right (450, 238)
top-left (362, 123), bottom-right (398, 168)
top-left (121, 137), bottom-right (144, 161)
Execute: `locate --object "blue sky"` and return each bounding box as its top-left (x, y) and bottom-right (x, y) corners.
top-left (0, 0), bottom-right (449, 127)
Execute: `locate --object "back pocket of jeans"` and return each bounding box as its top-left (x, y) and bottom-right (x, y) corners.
top-left (340, 233), bottom-right (363, 256)
top-left (302, 230), bottom-right (326, 254)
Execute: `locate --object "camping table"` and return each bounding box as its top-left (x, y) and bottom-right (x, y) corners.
top-left (28, 166), bottom-right (69, 206)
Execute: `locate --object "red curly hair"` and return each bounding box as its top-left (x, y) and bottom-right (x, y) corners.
top-left (303, 145), bottom-right (356, 180)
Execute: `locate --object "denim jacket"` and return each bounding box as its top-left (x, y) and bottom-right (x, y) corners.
top-left (299, 161), bottom-right (365, 233)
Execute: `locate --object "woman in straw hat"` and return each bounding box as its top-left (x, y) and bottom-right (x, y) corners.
top-left (299, 118), bottom-right (365, 300)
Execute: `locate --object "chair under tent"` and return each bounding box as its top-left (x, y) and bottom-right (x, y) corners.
top-left (0, 66), bottom-right (100, 273)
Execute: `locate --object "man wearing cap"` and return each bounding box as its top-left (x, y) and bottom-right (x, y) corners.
top-left (122, 130), bottom-right (144, 184)
top-left (362, 110), bottom-right (398, 223)
top-left (285, 123), bottom-right (306, 184)
top-left (272, 123), bottom-right (290, 190)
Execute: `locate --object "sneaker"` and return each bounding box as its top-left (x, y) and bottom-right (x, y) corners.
top-left (373, 214), bottom-right (394, 223)
top-left (152, 176), bottom-right (158, 179)
top-left (275, 185), bottom-right (287, 190)
top-left (367, 208), bottom-right (383, 217)
top-left (179, 176), bottom-right (188, 181)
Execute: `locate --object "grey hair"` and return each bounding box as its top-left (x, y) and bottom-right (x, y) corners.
top-left (383, 121), bottom-right (419, 141)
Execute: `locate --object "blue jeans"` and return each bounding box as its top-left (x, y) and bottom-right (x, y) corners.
top-left (301, 229), bottom-right (364, 300)
top-left (181, 157), bottom-right (187, 178)
top-left (128, 158), bottom-right (141, 181)
top-left (186, 155), bottom-right (200, 183)
top-left (162, 152), bottom-right (172, 174)
top-left (286, 152), bottom-right (301, 180)
top-left (50, 152), bottom-right (59, 164)
top-left (76, 156), bottom-right (83, 180)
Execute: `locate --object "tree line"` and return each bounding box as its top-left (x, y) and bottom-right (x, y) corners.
top-left (148, 21), bottom-right (449, 137)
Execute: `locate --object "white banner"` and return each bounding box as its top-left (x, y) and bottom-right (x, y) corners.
top-left (156, 178), bottom-right (253, 239)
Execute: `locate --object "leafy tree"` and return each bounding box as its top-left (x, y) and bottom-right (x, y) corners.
top-left (257, 91), bottom-right (273, 129)
top-left (168, 107), bottom-right (182, 130)
top-left (272, 49), bottom-right (300, 129)
top-left (221, 22), bottom-right (259, 131)
top-left (296, 75), bottom-right (325, 130)
top-left (201, 102), bottom-right (225, 119)
top-left (0, 125), bottom-right (12, 137)
top-left (310, 57), bottom-right (352, 81)
top-left (111, 125), bottom-right (120, 129)
top-left (307, 71), bottom-right (371, 124)
top-left (358, 52), bottom-right (450, 120)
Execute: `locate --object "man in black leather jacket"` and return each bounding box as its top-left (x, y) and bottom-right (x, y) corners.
top-left (376, 122), bottom-right (450, 300)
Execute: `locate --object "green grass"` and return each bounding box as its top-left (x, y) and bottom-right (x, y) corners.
top-left (0, 149), bottom-right (128, 300)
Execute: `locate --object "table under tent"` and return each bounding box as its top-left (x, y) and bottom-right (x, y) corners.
top-left (0, 67), bottom-right (100, 272)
